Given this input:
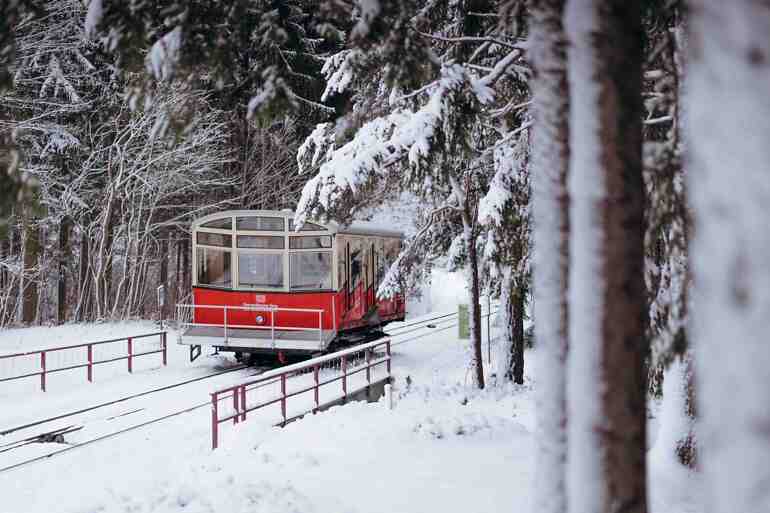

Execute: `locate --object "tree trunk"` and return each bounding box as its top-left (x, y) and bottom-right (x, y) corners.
top-left (688, 2), bottom-right (770, 511)
top-left (0, 237), bottom-right (8, 290)
top-left (498, 266), bottom-right (515, 380)
top-left (566, 1), bottom-right (647, 513)
top-left (530, 0), bottom-right (570, 511)
top-left (57, 216), bottom-right (71, 324)
top-left (173, 234), bottom-right (182, 309)
top-left (512, 283), bottom-right (525, 385)
top-left (21, 216), bottom-right (39, 324)
top-left (467, 226), bottom-right (485, 389)
top-left (181, 237), bottom-right (190, 301)
top-left (159, 231), bottom-right (169, 320)
top-left (77, 223), bottom-right (92, 322)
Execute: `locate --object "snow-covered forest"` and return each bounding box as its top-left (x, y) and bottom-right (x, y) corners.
top-left (1, 1), bottom-right (769, 512)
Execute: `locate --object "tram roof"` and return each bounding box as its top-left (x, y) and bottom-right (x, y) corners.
top-left (192, 210), bottom-right (404, 239)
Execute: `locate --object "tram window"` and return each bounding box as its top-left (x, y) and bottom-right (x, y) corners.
top-left (197, 248), bottom-right (231, 287)
top-left (201, 217), bottom-right (232, 230)
top-left (197, 232), bottom-right (232, 247)
top-left (350, 249), bottom-right (362, 290)
top-left (288, 219), bottom-right (326, 231)
top-left (289, 235), bottom-right (332, 249)
top-left (236, 216), bottom-right (285, 231)
top-left (290, 252), bottom-right (332, 290)
top-left (238, 253), bottom-right (284, 288)
top-left (237, 235), bottom-right (284, 249)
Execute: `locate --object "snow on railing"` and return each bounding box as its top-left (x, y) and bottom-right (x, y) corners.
top-left (210, 338), bottom-right (392, 449)
top-left (0, 332), bottom-right (167, 392)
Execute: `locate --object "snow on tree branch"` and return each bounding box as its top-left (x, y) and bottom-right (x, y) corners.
top-left (295, 63), bottom-right (494, 226)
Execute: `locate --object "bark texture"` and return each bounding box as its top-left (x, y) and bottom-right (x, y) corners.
top-left (566, 1), bottom-right (647, 513)
top-left (687, 2), bottom-right (770, 512)
top-left (57, 216), bottom-right (71, 324)
top-left (21, 216), bottom-right (39, 324)
top-left (530, 1), bottom-right (570, 512)
top-left (512, 283), bottom-right (525, 385)
top-left (467, 226), bottom-right (485, 389)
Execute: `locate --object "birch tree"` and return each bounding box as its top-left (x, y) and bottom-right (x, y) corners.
top-left (565, 1), bottom-right (648, 512)
top-left (528, 0), bottom-right (570, 511)
top-left (687, 2), bottom-right (770, 512)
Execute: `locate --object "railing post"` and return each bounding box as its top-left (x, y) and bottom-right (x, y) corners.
top-left (366, 349), bottom-right (371, 384)
top-left (386, 340), bottom-right (391, 375)
top-left (40, 351), bottom-right (46, 392)
top-left (211, 392), bottom-right (219, 450)
top-left (127, 337), bottom-right (133, 373)
top-left (161, 332), bottom-right (167, 366)
top-left (280, 373), bottom-right (287, 425)
top-left (240, 385), bottom-right (247, 421)
top-left (342, 354), bottom-right (347, 396)
top-left (87, 344), bottom-right (93, 383)
top-left (233, 388), bottom-right (240, 425)
top-left (313, 364), bottom-right (319, 412)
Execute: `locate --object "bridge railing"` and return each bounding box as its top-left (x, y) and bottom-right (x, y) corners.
top-left (0, 332), bottom-right (167, 392)
top-left (210, 338), bottom-right (391, 449)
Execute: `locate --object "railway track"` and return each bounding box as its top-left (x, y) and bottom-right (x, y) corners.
top-left (0, 309), bottom-right (496, 474)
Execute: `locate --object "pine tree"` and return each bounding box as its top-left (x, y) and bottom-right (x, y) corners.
top-left (528, 0), bottom-right (570, 510)
top-left (687, 1), bottom-right (770, 512)
top-left (565, 1), bottom-right (648, 512)
top-left (296, 1), bottom-right (530, 388)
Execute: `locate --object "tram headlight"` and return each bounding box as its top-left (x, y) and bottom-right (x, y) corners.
top-left (256, 315), bottom-right (265, 324)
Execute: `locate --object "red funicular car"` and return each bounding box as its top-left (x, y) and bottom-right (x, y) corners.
top-left (177, 210), bottom-right (406, 362)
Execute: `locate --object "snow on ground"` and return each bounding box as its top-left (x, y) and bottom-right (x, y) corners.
top-left (0, 270), bottom-right (700, 513)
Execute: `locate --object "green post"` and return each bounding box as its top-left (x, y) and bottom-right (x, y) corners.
top-left (458, 304), bottom-right (470, 339)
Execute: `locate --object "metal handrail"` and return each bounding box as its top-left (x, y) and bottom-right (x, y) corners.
top-left (176, 303), bottom-right (324, 314)
top-left (0, 332), bottom-right (168, 392)
top-left (176, 303), bottom-right (326, 347)
top-left (210, 338), bottom-right (392, 449)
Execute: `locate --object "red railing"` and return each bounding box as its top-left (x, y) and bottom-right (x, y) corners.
top-left (210, 338), bottom-right (391, 449)
top-left (0, 332), bottom-right (167, 392)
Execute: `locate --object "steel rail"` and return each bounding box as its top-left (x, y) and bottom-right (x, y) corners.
top-left (0, 364), bottom-right (250, 437)
top-left (0, 309), bottom-right (499, 473)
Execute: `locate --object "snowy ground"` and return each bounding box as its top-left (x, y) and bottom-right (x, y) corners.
top-left (0, 270), bottom-right (699, 513)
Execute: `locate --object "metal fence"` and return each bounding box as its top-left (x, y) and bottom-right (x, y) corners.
top-left (0, 332), bottom-right (167, 392)
top-left (176, 303), bottom-right (327, 345)
top-left (210, 338), bottom-right (391, 449)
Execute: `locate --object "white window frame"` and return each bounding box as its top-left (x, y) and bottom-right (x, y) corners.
top-left (192, 213), bottom-right (339, 292)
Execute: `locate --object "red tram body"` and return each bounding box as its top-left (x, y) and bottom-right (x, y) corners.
top-left (177, 210), bottom-right (406, 360)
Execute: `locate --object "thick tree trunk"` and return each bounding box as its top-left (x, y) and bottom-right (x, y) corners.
top-left (530, 1), bottom-right (570, 512)
top-left (566, 1), bottom-right (647, 513)
top-left (57, 216), bottom-right (71, 324)
top-left (77, 223), bottom-right (92, 322)
top-left (512, 283), bottom-right (525, 385)
top-left (688, 2), bottom-right (770, 512)
top-left (21, 216), bottom-right (39, 324)
top-left (467, 227), bottom-right (485, 389)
